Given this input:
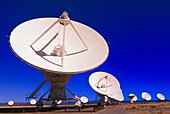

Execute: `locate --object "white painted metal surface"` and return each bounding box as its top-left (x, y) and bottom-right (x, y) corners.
top-left (142, 92), bottom-right (151, 101)
top-left (80, 96), bottom-right (88, 103)
top-left (129, 93), bottom-right (137, 101)
top-left (10, 18), bottom-right (109, 74)
top-left (107, 88), bottom-right (124, 101)
top-left (89, 72), bottom-right (120, 95)
top-left (157, 93), bottom-right (165, 101)
top-left (8, 100), bottom-right (14, 106)
top-left (30, 99), bottom-right (37, 105)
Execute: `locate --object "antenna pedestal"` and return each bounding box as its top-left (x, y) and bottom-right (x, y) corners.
top-left (44, 72), bottom-right (72, 100)
top-left (41, 72), bottom-right (77, 101)
top-left (98, 93), bottom-right (105, 105)
top-left (130, 99), bottom-right (134, 104)
top-left (27, 71), bottom-right (78, 102)
top-left (128, 96), bottom-right (134, 104)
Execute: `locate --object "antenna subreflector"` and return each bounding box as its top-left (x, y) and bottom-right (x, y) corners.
top-left (59, 11), bottom-right (70, 25)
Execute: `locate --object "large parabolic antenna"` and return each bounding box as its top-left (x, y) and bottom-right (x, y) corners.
top-left (89, 72), bottom-right (124, 103)
top-left (9, 12), bottom-right (109, 102)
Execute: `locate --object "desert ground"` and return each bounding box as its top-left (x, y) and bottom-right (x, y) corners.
top-left (1, 102), bottom-right (170, 114)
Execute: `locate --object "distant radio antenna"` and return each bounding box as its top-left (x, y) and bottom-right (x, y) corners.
top-left (142, 92), bottom-right (151, 103)
top-left (80, 96), bottom-right (88, 104)
top-left (8, 100), bottom-right (14, 106)
top-left (56, 100), bottom-right (62, 105)
top-left (30, 99), bottom-right (37, 105)
top-left (128, 93), bottom-right (137, 103)
top-left (89, 72), bottom-right (124, 105)
top-left (157, 93), bottom-right (165, 101)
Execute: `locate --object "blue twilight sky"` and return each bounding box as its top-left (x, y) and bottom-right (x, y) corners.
top-left (0, 0), bottom-right (170, 102)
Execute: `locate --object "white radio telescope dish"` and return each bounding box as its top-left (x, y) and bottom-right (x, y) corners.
top-left (129, 93), bottom-right (137, 101)
top-left (128, 93), bottom-right (137, 103)
top-left (9, 12), bottom-right (109, 103)
top-left (9, 16), bottom-right (109, 74)
top-left (30, 99), bottom-right (37, 105)
top-left (89, 72), bottom-right (120, 95)
top-left (157, 93), bottom-right (165, 101)
top-left (8, 100), bottom-right (14, 106)
top-left (107, 89), bottom-right (124, 101)
top-left (55, 100), bottom-right (62, 104)
top-left (80, 96), bottom-right (88, 103)
top-left (142, 92), bottom-right (151, 101)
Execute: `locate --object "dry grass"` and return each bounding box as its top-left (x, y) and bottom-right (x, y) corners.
top-left (124, 102), bottom-right (170, 110)
top-left (105, 105), bottom-right (117, 109)
top-left (127, 110), bottom-right (170, 114)
top-left (123, 102), bottom-right (170, 114)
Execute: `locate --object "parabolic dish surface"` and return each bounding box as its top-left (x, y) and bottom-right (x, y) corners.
top-left (157, 93), bottom-right (165, 100)
top-left (107, 88), bottom-right (124, 101)
top-left (10, 18), bottom-right (109, 74)
top-left (89, 72), bottom-right (120, 95)
top-left (80, 96), bottom-right (88, 103)
top-left (142, 92), bottom-right (151, 101)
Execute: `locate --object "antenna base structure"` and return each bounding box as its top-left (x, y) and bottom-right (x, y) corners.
top-left (27, 71), bottom-right (79, 103)
top-left (128, 96), bottom-right (134, 104)
top-left (97, 93), bottom-right (106, 105)
top-left (128, 94), bottom-right (137, 104)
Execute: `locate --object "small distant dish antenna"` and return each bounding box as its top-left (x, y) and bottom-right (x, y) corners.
top-left (89, 72), bottom-right (123, 104)
top-left (157, 93), bottom-right (165, 101)
top-left (30, 99), bottom-right (37, 105)
top-left (9, 11), bottom-right (109, 104)
top-left (142, 92), bottom-right (151, 102)
top-left (55, 100), bottom-right (62, 104)
top-left (80, 96), bottom-right (88, 103)
top-left (107, 89), bottom-right (124, 102)
top-left (128, 93), bottom-right (137, 103)
top-left (8, 100), bottom-right (14, 106)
